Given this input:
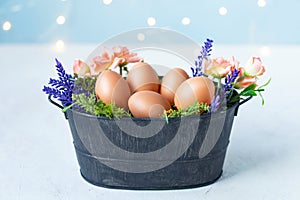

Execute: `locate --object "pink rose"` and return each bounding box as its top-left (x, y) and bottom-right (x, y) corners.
top-left (204, 57), bottom-right (232, 78)
top-left (244, 57), bottom-right (266, 76)
top-left (235, 76), bottom-right (257, 88)
top-left (109, 57), bottom-right (126, 69)
top-left (91, 46), bottom-right (142, 75)
top-left (92, 51), bottom-right (113, 74)
top-left (230, 56), bottom-right (240, 69)
top-left (235, 67), bottom-right (257, 88)
top-left (73, 59), bottom-right (91, 77)
top-left (112, 46), bottom-right (129, 58)
top-left (112, 46), bottom-right (142, 63)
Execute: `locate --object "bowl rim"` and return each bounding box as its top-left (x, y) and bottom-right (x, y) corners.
top-left (67, 101), bottom-right (239, 122)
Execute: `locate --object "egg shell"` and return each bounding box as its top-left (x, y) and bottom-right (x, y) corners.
top-left (160, 68), bottom-right (189, 105)
top-left (126, 62), bottom-right (160, 93)
top-left (174, 77), bottom-right (215, 110)
top-left (128, 91), bottom-right (171, 118)
top-left (95, 70), bottom-right (131, 110)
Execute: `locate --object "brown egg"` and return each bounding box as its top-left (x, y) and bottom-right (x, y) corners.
top-left (126, 62), bottom-right (160, 93)
top-left (128, 91), bottom-right (171, 118)
top-left (95, 70), bottom-right (131, 110)
top-left (160, 68), bottom-right (189, 105)
top-left (174, 77), bottom-right (215, 110)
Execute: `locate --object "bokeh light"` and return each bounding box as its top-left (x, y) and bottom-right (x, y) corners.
top-left (103, 0), bottom-right (112, 5)
top-left (181, 17), bottom-right (191, 25)
top-left (147, 17), bottom-right (156, 26)
top-left (55, 40), bottom-right (65, 52)
top-left (56, 16), bottom-right (66, 25)
top-left (2, 21), bottom-right (12, 31)
top-left (137, 33), bottom-right (145, 41)
top-left (259, 46), bottom-right (271, 57)
top-left (0, 1), bottom-right (298, 44)
top-left (257, 0), bottom-right (267, 7)
top-left (218, 7), bottom-right (228, 16)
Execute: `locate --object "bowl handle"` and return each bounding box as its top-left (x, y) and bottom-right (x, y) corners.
top-left (239, 96), bottom-right (252, 106)
top-left (48, 95), bottom-right (64, 109)
top-left (48, 95), bottom-right (68, 119)
top-left (234, 96), bottom-right (252, 116)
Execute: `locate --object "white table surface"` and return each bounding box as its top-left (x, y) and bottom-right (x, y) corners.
top-left (0, 44), bottom-right (299, 200)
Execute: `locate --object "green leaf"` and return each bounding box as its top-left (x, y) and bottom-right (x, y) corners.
top-left (241, 90), bottom-right (257, 96)
top-left (258, 78), bottom-right (271, 90)
top-left (74, 76), bottom-right (97, 93)
top-left (241, 83), bottom-right (257, 93)
top-left (258, 91), bottom-right (265, 106)
top-left (239, 83), bottom-right (258, 97)
top-left (163, 110), bottom-right (169, 124)
top-left (255, 88), bottom-right (265, 92)
top-left (162, 101), bottom-right (210, 122)
top-left (228, 95), bottom-right (240, 105)
top-left (236, 78), bottom-right (270, 105)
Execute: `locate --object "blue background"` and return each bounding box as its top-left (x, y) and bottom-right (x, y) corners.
top-left (0, 0), bottom-right (299, 44)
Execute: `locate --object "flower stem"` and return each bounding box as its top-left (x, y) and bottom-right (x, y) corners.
top-left (217, 78), bottom-right (222, 96)
top-left (119, 66), bottom-right (123, 76)
top-left (62, 103), bottom-right (74, 113)
top-left (228, 86), bottom-right (235, 102)
top-left (218, 78), bottom-right (221, 89)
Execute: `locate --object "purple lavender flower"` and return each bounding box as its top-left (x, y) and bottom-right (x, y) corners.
top-left (191, 38), bottom-right (213, 77)
top-left (210, 95), bottom-right (221, 113)
top-left (224, 68), bottom-right (240, 96)
top-left (210, 68), bottom-right (239, 112)
top-left (42, 59), bottom-right (74, 106)
top-left (210, 87), bottom-right (227, 113)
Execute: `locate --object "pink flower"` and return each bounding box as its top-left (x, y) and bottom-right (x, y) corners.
top-left (113, 46), bottom-right (129, 58)
top-left (204, 57), bottom-right (232, 78)
top-left (109, 57), bottom-right (126, 69)
top-left (91, 46), bottom-right (142, 75)
top-left (235, 76), bottom-right (257, 88)
top-left (230, 56), bottom-right (240, 70)
top-left (244, 57), bottom-right (266, 76)
top-left (235, 67), bottom-right (257, 89)
top-left (234, 57), bottom-right (266, 88)
top-left (113, 46), bottom-right (142, 63)
top-left (92, 51), bottom-right (113, 74)
top-left (73, 59), bottom-right (91, 77)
